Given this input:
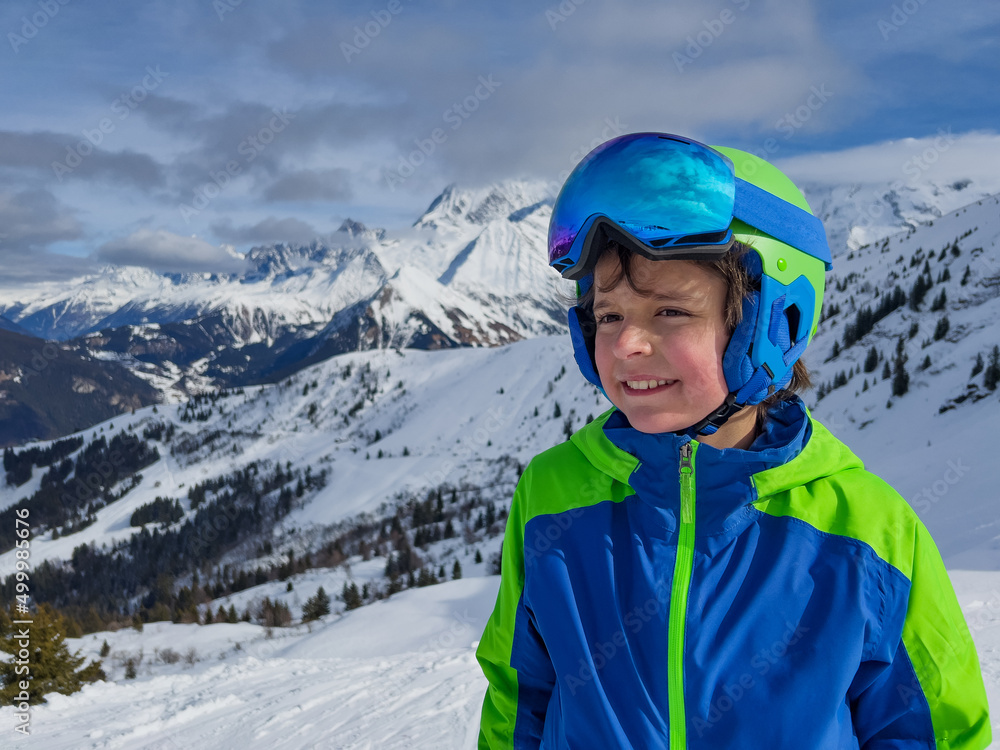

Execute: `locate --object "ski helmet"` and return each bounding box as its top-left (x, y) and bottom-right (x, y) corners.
top-left (548, 133), bottom-right (831, 434)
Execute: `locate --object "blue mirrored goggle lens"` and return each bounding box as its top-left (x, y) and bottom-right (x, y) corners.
top-left (548, 134), bottom-right (736, 272)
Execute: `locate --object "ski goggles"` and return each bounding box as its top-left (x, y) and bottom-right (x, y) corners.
top-left (548, 132), bottom-right (832, 280)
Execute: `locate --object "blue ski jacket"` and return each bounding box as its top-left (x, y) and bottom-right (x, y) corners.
top-left (477, 398), bottom-right (990, 749)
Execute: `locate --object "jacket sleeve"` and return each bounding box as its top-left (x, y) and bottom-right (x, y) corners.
top-left (477, 470), bottom-right (556, 749)
top-left (850, 517), bottom-right (991, 750)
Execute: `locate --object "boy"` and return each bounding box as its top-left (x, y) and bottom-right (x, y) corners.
top-left (476, 133), bottom-right (990, 748)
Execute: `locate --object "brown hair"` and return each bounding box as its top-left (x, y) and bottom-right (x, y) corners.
top-left (574, 241), bottom-right (811, 427)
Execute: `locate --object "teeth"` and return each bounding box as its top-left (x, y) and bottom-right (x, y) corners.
top-left (626, 379), bottom-right (668, 390)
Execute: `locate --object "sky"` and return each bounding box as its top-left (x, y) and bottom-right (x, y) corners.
top-left (0, 0), bottom-right (999, 285)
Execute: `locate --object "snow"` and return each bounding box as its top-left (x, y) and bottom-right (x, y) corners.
top-left (2, 578), bottom-right (499, 749)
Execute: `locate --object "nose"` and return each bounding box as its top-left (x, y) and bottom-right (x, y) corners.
top-left (612, 321), bottom-right (653, 359)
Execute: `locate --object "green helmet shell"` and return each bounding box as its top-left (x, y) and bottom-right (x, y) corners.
top-left (711, 146), bottom-right (827, 341)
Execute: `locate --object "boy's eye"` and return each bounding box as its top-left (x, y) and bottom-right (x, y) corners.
top-left (657, 308), bottom-right (686, 317)
top-left (596, 313), bottom-right (621, 325)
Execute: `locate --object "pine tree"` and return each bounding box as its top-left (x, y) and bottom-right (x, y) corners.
top-left (933, 316), bottom-right (950, 341)
top-left (909, 274), bottom-right (930, 311)
top-left (920, 355), bottom-right (931, 371)
top-left (863, 346), bottom-right (879, 373)
top-left (0, 604), bottom-right (104, 705)
top-left (971, 353), bottom-right (984, 378)
top-left (985, 346), bottom-right (1000, 391)
top-left (882, 361), bottom-right (892, 380)
top-left (930, 289), bottom-right (947, 312)
top-left (891, 337), bottom-right (910, 397)
top-left (452, 560), bottom-right (463, 580)
top-left (342, 582), bottom-right (363, 610)
top-left (417, 566), bottom-right (437, 587)
top-left (302, 586), bottom-right (331, 622)
top-left (474, 549), bottom-right (483, 564)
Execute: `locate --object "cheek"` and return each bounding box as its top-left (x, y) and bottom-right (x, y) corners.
top-left (673, 331), bottom-right (729, 389)
top-left (593, 336), bottom-right (614, 381)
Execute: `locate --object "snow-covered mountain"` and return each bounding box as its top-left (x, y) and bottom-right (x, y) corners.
top-left (2, 174), bottom-right (996, 417)
top-left (0, 182), bottom-right (566, 344)
top-left (4, 180), bottom-right (999, 582)
top-left (0, 182), bottom-right (570, 409)
top-left (801, 175), bottom-right (1000, 255)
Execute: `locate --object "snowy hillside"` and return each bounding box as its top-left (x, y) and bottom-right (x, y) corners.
top-left (3, 577), bottom-right (500, 749)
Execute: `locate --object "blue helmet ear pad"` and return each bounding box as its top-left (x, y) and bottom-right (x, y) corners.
top-left (568, 305), bottom-right (604, 390)
top-left (722, 291), bottom-right (773, 405)
top-left (722, 252), bottom-right (810, 405)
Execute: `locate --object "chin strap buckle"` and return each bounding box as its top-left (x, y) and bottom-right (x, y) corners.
top-left (687, 392), bottom-right (744, 436)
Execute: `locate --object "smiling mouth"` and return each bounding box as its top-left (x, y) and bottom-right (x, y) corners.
top-left (623, 379), bottom-right (676, 391)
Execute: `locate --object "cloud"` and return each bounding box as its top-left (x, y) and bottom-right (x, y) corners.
top-left (0, 0), bottom-right (996, 255)
top-left (0, 188), bottom-right (82, 252)
top-left (210, 216), bottom-right (320, 246)
top-left (94, 229), bottom-right (249, 274)
top-left (0, 188), bottom-right (91, 286)
top-left (257, 1), bottom-right (872, 198)
top-left (0, 252), bottom-right (99, 289)
top-left (775, 130), bottom-right (1000, 188)
top-left (0, 130), bottom-right (163, 189)
top-left (262, 168), bottom-right (352, 202)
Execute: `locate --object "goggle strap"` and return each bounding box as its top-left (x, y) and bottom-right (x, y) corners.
top-left (733, 179), bottom-right (832, 269)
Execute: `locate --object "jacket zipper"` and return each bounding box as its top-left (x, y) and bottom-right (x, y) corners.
top-left (669, 441), bottom-right (697, 748)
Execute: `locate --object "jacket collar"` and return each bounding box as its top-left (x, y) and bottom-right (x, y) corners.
top-left (570, 398), bottom-right (819, 533)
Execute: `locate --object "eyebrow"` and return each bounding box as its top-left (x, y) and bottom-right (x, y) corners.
top-left (592, 290), bottom-right (697, 313)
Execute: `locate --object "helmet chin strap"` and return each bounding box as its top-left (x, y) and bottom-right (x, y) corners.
top-left (682, 393), bottom-right (744, 437)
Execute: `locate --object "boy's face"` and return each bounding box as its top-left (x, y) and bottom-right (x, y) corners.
top-left (592, 254), bottom-right (731, 435)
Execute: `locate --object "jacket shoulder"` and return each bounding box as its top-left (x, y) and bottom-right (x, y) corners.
top-left (754, 418), bottom-right (925, 579)
top-left (515, 414), bottom-right (636, 524)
